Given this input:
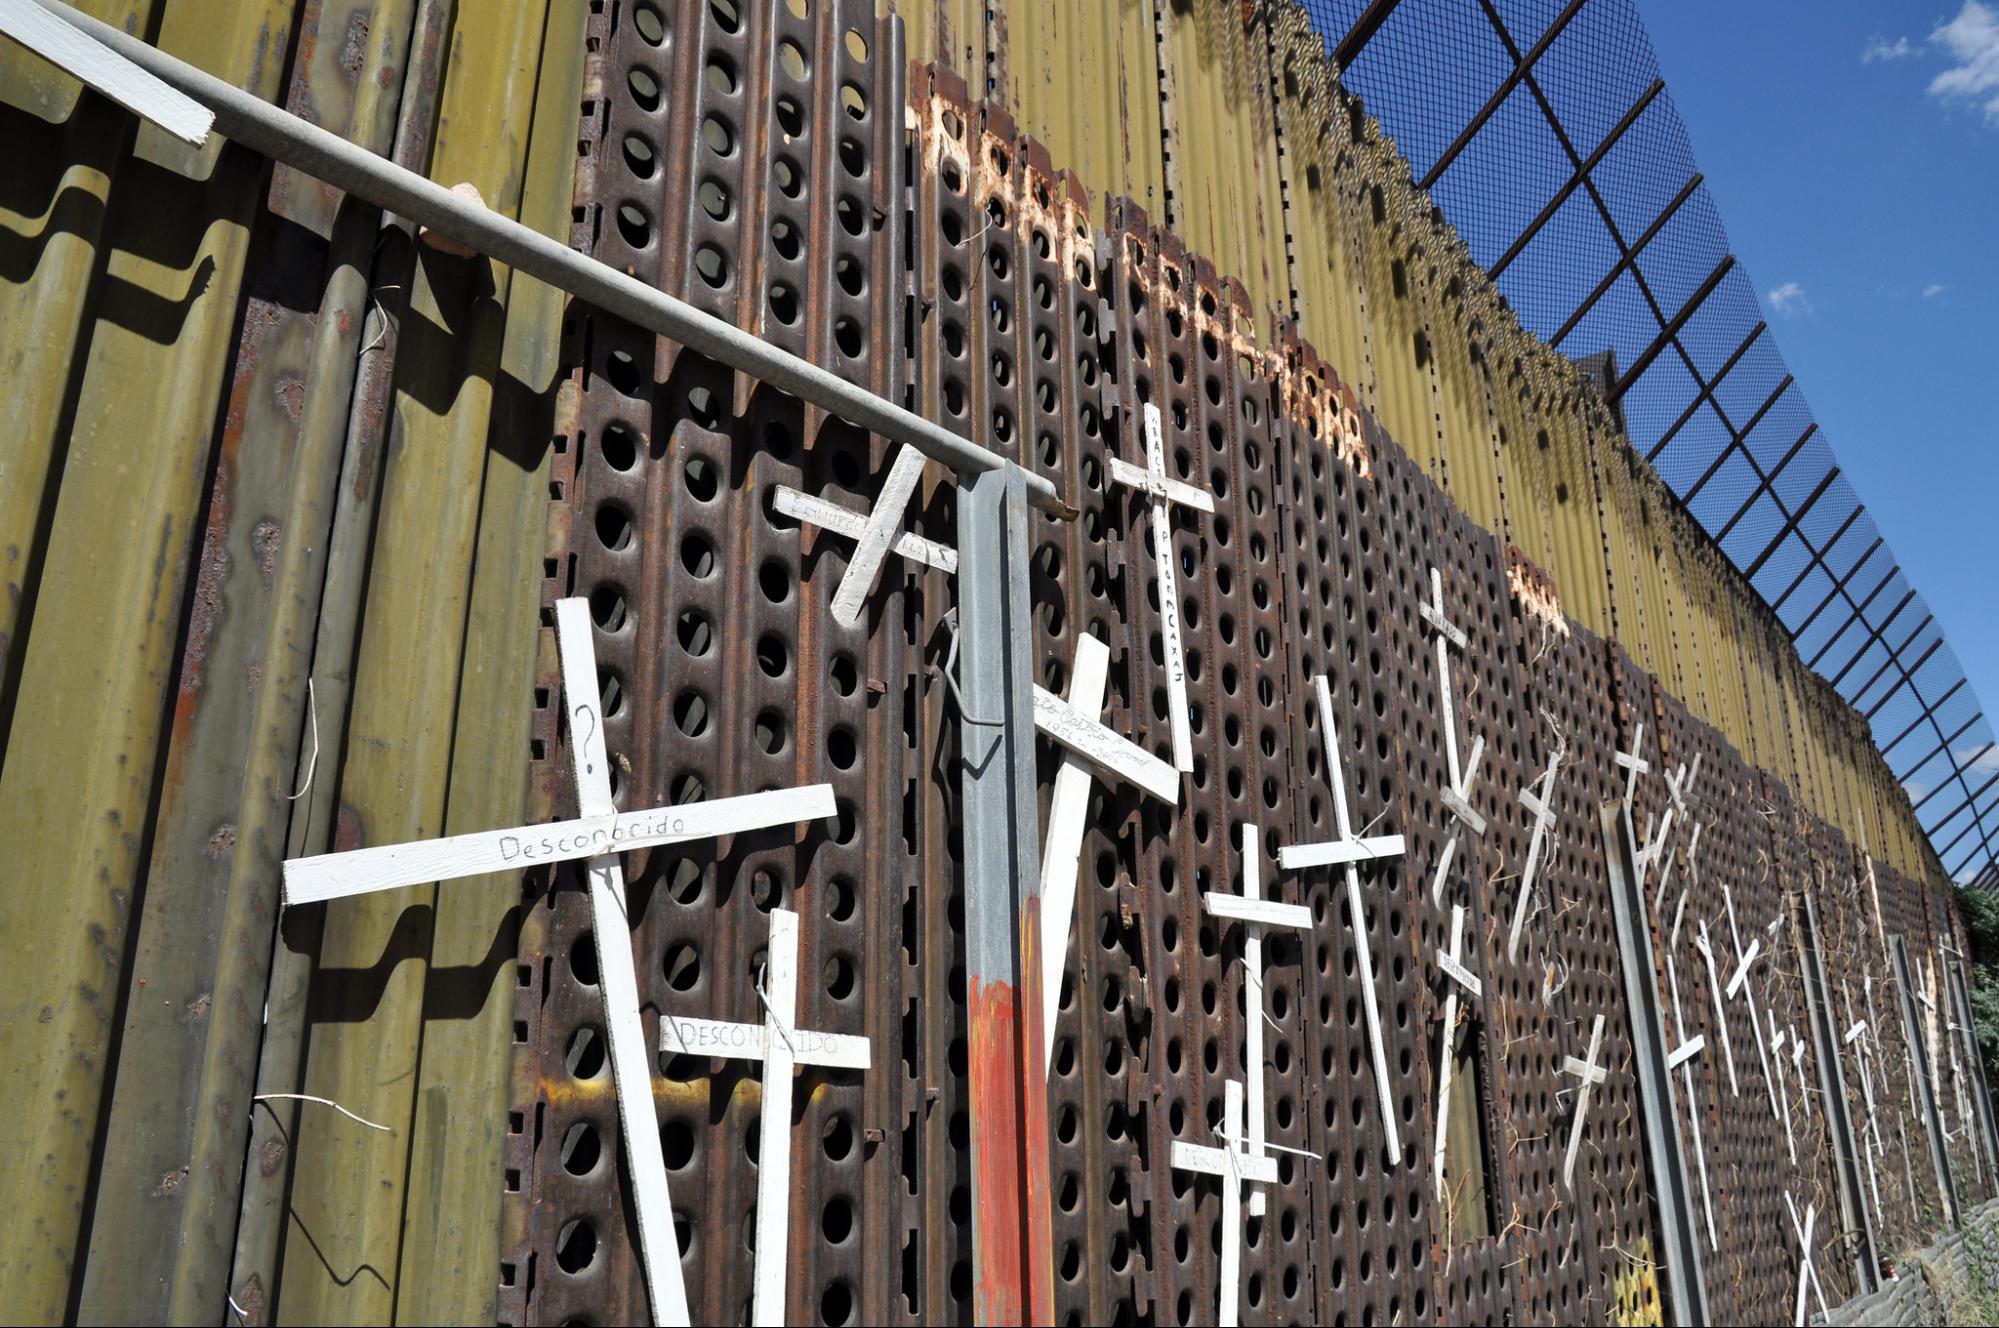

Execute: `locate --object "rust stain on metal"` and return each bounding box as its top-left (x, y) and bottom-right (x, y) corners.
top-left (340, 12), bottom-right (371, 78)
top-left (205, 823), bottom-right (236, 858)
top-left (153, 1168), bottom-right (189, 1199)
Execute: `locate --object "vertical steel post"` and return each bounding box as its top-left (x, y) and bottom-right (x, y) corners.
top-left (1797, 892), bottom-right (1882, 1294)
top-left (956, 462), bottom-right (1055, 1324)
top-left (1890, 935), bottom-right (1958, 1225)
top-left (1599, 801), bottom-right (1711, 1327)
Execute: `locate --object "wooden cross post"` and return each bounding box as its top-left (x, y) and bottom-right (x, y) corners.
top-left (1506, 746), bottom-right (1562, 963)
top-left (279, 600), bottom-right (840, 1325)
top-left (1691, 920), bottom-right (1741, 1097)
top-left (1202, 821), bottom-right (1316, 1217)
top-left (1785, 1193), bottom-right (1829, 1327)
top-left (1430, 904), bottom-right (1483, 1200)
top-left (658, 908), bottom-right (870, 1327)
top-left (1790, 1026), bottom-right (1814, 1126)
top-left (1168, 1079), bottom-right (1276, 1328)
top-left (1771, 1019), bottom-right (1798, 1163)
top-left (771, 445), bottom-right (951, 626)
top-left (1279, 675), bottom-right (1409, 1164)
top-left (1664, 889), bottom-right (1719, 1250)
top-left (1560, 1013), bottom-right (1608, 1192)
top-left (1034, 631), bottom-right (1181, 1065)
top-left (1421, 567), bottom-right (1485, 907)
top-left (1108, 402), bottom-right (1215, 772)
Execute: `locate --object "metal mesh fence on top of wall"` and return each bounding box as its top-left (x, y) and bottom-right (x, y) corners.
top-left (1299, 0), bottom-right (1999, 884)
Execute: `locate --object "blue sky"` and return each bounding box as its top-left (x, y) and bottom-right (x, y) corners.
top-left (1641, 2), bottom-right (1999, 784)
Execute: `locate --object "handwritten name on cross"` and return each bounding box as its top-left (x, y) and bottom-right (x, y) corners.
top-left (280, 600), bottom-right (840, 1323)
top-left (1110, 402), bottom-right (1214, 772)
top-left (1560, 1013), bottom-right (1608, 1191)
top-left (769, 444), bottom-right (940, 627)
top-left (1035, 631), bottom-right (1181, 1065)
top-left (1169, 1079), bottom-right (1276, 1328)
top-left (1430, 904), bottom-right (1484, 1200)
top-left (1202, 821), bottom-right (1316, 1217)
top-left (1506, 746), bottom-right (1563, 963)
top-left (1279, 675), bottom-right (1409, 1164)
top-left (658, 908), bottom-right (870, 1327)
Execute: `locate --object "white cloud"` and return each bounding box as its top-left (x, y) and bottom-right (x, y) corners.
top-left (1923, 282), bottom-right (1951, 298)
top-left (1864, 35), bottom-right (1917, 62)
top-left (1963, 744), bottom-right (1999, 776)
top-left (1930, 1), bottom-right (1999, 124)
top-left (1768, 281), bottom-right (1814, 317)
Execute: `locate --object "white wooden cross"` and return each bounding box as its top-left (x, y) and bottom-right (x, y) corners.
top-left (1720, 884), bottom-right (1779, 1120)
top-left (1560, 1012), bottom-right (1608, 1191)
top-left (1786, 1193), bottom-right (1830, 1327)
top-left (1202, 820), bottom-right (1316, 1217)
top-left (1109, 402), bottom-right (1214, 772)
top-left (771, 445), bottom-right (951, 626)
top-left (1506, 745), bottom-right (1562, 963)
top-left (1842, 983), bottom-right (1887, 1216)
top-left (1169, 1079), bottom-right (1276, 1328)
top-left (1420, 568), bottom-right (1486, 908)
top-left (280, 599), bottom-right (841, 1325)
top-left (1035, 631), bottom-right (1181, 1065)
top-left (1771, 1020), bottom-right (1798, 1163)
top-left (1664, 889), bottom-right (1719, 1249)
top-left (1691, 920), bottom-right (1741, 1097)
top-left (1613, 722), bottom-right (1650, 810)
top-left (1279, 674), bottom-right (1409, 1163)
top-left (1790, 1024), bottom-right (1813, 1125)
top-left (658, 907), bottom-right (870, 1327)
top-left (1430, 903), bottom-right (1484, 1200)
top-left (1419, 566), bottom-right (1470, 793)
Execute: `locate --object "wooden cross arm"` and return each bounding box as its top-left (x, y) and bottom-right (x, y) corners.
top-left (1276, 834), bottom-right (1406, 871)
top-left (283, 785), bottom-right (837, 903)
top-left (1436, 950), bottom-right (1482, 1001)
top-left (1562, 1056), bottom-right (1609, 1088)
top-left (660, 1015), bottom-right (871, 1070)
top-left (1667, 1036), bottom-right (1707, 1071)
top-left (1032, 685), bottom-right (1180, 803)
top-left (1106, 456), bottom-right (1217, 513)
top-left (772, 484), bottom-right (958, 573)
top-left (1202, 893), bottom-right (1314, 930)
top-left (1440, 785), bottom-right (1487, 837)
top-left (0, 0), bottom-right (212, 144)
top-left (1725, 938), bottom-right (1763, 999)
top-left (1168, 1141), bottom-right (1279, 1185)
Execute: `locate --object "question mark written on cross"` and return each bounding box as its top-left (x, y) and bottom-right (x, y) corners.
top-left (573, 702), bottom-right (599, 776)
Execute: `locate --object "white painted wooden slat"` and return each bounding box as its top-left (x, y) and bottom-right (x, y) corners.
top-left (1166, 1141), bottom-right (1279, 1185)
top-left (1693, 921), bottom-right (1741, 1097)
top-left (1275, 834), bottom-right (1407, 870)
top-left (771, 485), bottom-right (957, 572)
top-left (830, 444), bottom-right (929, 626)
top-left (1561, 1013), bottom-right (1607, 1191)
top-left (1105, 455), bottom-right (1217, 512)
top-left (1141, 405), bottom-right (1193, 773)
top-left (1038, 635), bottom-right (1110, 1068)
top-left (1, 0), bottom-right (212, 144)
top-left (554, 599), bottom-right (692, 1327)
top-left (751, 909), bottom-right (801, 1327)
top-left (1666, 1035), bottom-right (1707, 1071)
top-left (1435, 949), bottom-right (1481, 1001)
top-left (282, 786), bottom-right (837, 903)
top-left (1201, 893), bottom-right (1314, 930)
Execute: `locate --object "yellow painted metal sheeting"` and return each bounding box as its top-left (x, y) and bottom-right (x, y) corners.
top-left (0, 1), bottom-right (584, 1320)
